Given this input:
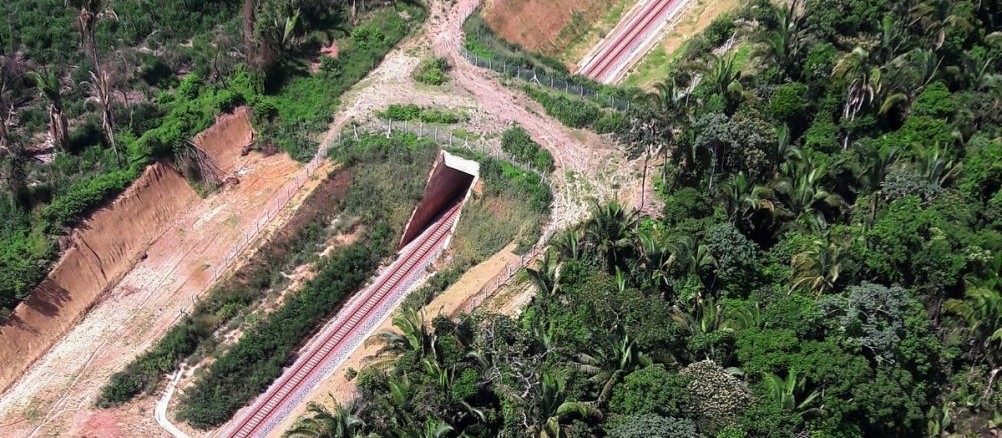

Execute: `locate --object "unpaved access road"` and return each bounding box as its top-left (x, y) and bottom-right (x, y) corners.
top-left (0, 0), bottom-right (647, 436)
top-left (0, 153), bottom-right (326, 438)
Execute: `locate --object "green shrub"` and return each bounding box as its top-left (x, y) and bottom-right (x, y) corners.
top-left (594, 112), bottom-right (625, 134)
top-left (378, 104), bottom-right (466, 124)
top-left (43, 168), bottom-right (139, 228)
top-left (524, 86), bottom-right (603, 129)
top-left (768, 82), bottom-right (808, 122)
top-left (501, 125), bottom-right (555, 172)
top-left (413, 57), bottom-right (450, 85)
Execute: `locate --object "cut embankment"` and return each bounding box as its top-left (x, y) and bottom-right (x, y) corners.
top-left (483, 0), bottom-right (629, 61)
top-left (193, 106), bottom-right (255, 174)
top-left (0, 162), bottom-right (197, 393)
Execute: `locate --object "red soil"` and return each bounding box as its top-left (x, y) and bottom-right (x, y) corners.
top-left (0, 162), bottom-right (198, 395)
top-left (483, 0), bottom-right (617, 56)
top-left (193, 106), bottom-right (256, 174)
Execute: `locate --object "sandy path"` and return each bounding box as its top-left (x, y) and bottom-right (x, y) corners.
top-left (433, 0), bottom-right (642, 230)
top-left (0, 1), bottom-right (647, 436)
top-left (265, 0), bottom-right (649, 433)
top-left (0, 154), bottom-right (328, 438)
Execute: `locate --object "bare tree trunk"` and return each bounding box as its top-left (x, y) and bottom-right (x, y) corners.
top-left (0, 109), bottom-right (9, 151)
top-left (640, 148), bottom-right (650, 211)
top-left (49, 106), bottom-right (69, 152)
top-left (102, 104), bottom-right (118, 163)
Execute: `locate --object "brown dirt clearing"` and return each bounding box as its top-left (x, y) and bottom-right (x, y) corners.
top-left (0, 151), bottom-right (328, 437)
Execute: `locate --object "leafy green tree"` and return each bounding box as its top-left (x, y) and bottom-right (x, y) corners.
top-left (702, 223), bottom-right (758, 294)
top-left (680, 360), bottom-right (753, 434)
top-left (608, 364), bottom-right (690, 418)
top-left (607, 414), bottom-right (700, 438)
top-left (821, 282), bottom-right (913, 362)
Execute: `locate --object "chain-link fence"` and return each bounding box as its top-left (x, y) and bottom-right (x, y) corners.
top-left (341, 119), bottom-right (552, 185)
top-left (208, 128), bottom-right (337, 284)
top-left (458, 47), bottom-right (632, 111)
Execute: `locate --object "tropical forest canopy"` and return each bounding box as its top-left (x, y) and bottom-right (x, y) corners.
top-left (287, 0), bottom-right (1002, 437)
top-left (0, 0), bottom-right (405, 315)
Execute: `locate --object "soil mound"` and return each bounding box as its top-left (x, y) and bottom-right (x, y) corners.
top-left (193, 106), bottom-right (255, 174)
top-left (0, 162), bottom-right (197, 393)
top-left (483, 0), bottom-right (615, 55)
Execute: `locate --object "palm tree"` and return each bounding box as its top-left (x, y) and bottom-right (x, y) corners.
top-left (790, 234), bottom-right (847, 296)
top-left (773, 156), bottom-right (843, 224)
top-left (636, 227), bottom-right (671, 295)
top-left (286, 397), bottom-right (365, 438)
top-left (81, 69), bottom-right (119, 163)
top-left (913, 142), bottom-right (961, 187)
top-left (859, 146), bottom-right (900, 192)
top-left (244, 0), bottom-right (301, 75)
top-left (701, 54), bottom-right (748, 111)
top-left (66, 0), bottom-right (104, 66)
top-left (526, 250), bottom-right (561, 299)
top-left (750, 0), bottom-right (808, 76)
top-left (529, 372), bottom-right (602, 438)
top-left (945, 253), bottom-right (1002, 369)
top-left (392, 419), bottom-right (454, 438)
top-left (571, 329), bottom-right (650, 406)
top-left (0, 55), bottom-right (27, 153)
top-left (833, 47), bottom-right (883, 124)
top-left (666, 235), bottom-right (717, 279)
top-left (27, 68), bottom-right (69, 152)
top-left (760, 369), bottom-right (821, 414)
top-left (369, 306), bottom-right (437, 365)
top-left (552, 230), bottom-right (581, 261)
top-left (585, 201), bottom-right (639, 271)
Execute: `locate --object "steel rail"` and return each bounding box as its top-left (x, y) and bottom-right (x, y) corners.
top-left (587, 0), bottom-right (675, 82)
top-left (226, 203), bottom-right (463, 438)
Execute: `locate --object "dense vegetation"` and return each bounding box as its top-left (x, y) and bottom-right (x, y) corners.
top-left (0, 0), bottom-right (423, 316)
top-left (287, 0), bottom-right (1002, 437)
top-left (523, 86), bottom-right (624, 134)
top-left (97, 170), bottom-right (353, 407)
top-left (499, 125), bottom-right (555, 172)
top-left (177, 133), bottom-right (438, 428)
top-left (378, 104), bottom-right (468, 124)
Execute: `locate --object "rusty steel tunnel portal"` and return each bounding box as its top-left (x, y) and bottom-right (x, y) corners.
top-left (399, 151), bottom-right (480, 248)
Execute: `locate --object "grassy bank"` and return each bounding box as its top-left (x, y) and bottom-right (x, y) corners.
top-left (176, 133), bottom-right (437, 429)
top-left (96, 171), bottom-right (353, 407)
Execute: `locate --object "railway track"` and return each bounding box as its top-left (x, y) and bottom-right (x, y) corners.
top-left (579, 0), bottom-right (679, 83)
top-left (224, 202), bottom-right (464, 438)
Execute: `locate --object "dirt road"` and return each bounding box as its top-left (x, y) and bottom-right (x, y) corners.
top-left (0, 1), bottom-right (646, 436)
top-left (260, 0), bottom-right (649, 434)
top-left (0, 152), bottom-right (324, 437)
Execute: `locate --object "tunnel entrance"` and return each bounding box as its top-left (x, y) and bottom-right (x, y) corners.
top-left (399, 151), bottom-right (479, 248)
